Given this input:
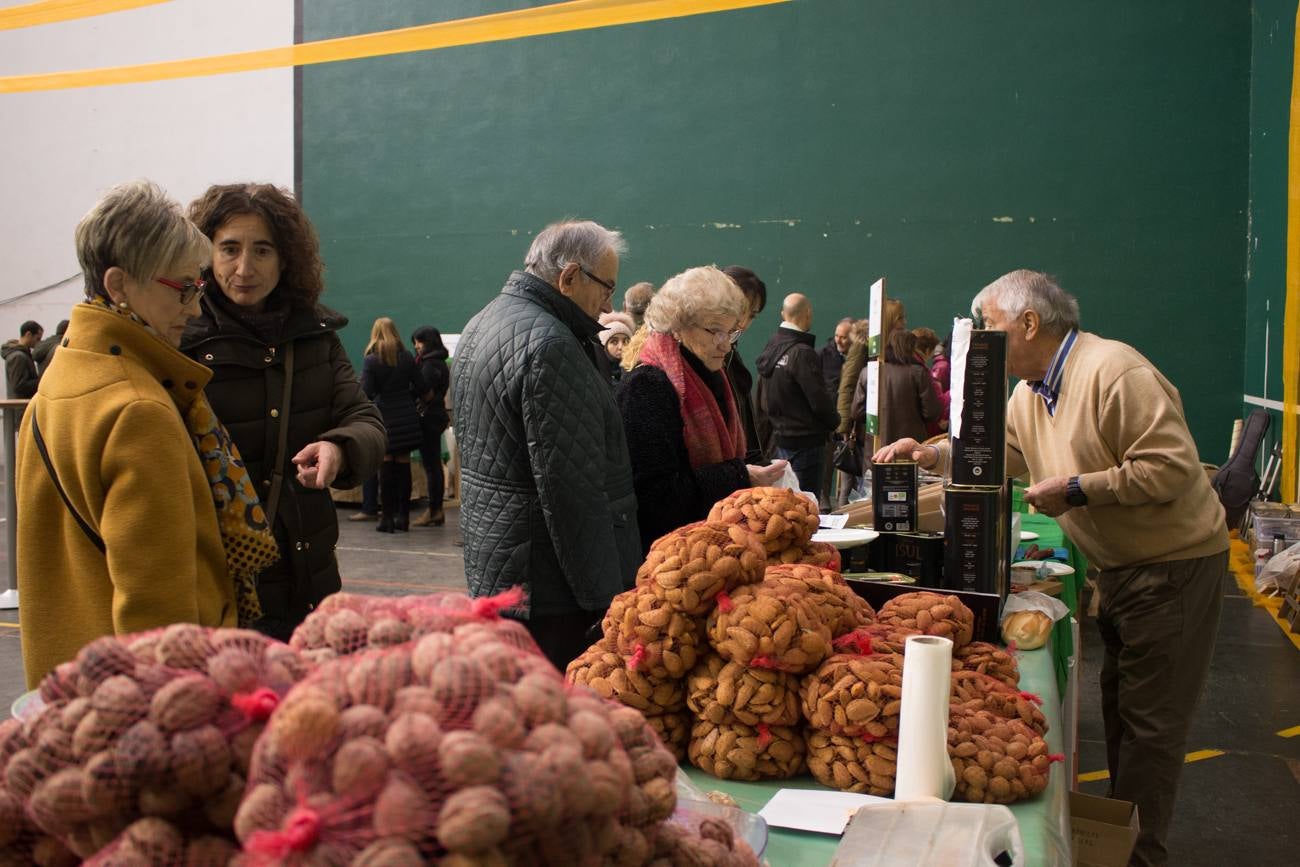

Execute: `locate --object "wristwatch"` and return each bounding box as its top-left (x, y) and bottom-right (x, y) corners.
top-left (1065, 476), bottom-right (1087, 508)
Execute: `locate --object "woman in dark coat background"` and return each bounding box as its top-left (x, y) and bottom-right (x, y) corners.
top-left (183, 183), bottom-right (385, 641)
top-left (410, 325), bottom-right (450, 527)
top-left (721, 265), bottom-right (767, 464)
top-left (362, 317), bottom-right (429, 532)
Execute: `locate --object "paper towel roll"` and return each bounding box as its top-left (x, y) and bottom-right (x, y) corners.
top-left (894, 635), bottom-right (956, 801)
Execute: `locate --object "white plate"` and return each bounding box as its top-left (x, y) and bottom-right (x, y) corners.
top-left (1020, 530), bottom-right (1039, 541)
top-left (811, 528), bottom-right (880, 549)
top-left (1010, 560), bottom-right (1075, 578)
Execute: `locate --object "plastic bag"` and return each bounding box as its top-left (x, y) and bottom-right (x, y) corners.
top-left (1257, 540), bottom-right (1300, 595)
top-left (1000, 591), bottom-right (1069, 651)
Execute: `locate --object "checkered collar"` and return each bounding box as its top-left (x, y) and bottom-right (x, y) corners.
top-left (1028, 329), bottom-right (1078, 416)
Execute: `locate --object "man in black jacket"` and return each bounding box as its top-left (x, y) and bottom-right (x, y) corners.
top-left (453, 220), bottom-right (641, 669)
top-left (817, 317), bottom-right (852, 508)
top-left (3, 320), bottom-right (42, 399)
top-left (756, 294), bottom-right (840, 500)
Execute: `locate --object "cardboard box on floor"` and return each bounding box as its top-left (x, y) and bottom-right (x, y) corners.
top-left (1070, 791), bottom-right (1139, 867)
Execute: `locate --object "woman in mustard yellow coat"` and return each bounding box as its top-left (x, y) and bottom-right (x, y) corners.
top-left (16, 181), bottom-right (278, 688)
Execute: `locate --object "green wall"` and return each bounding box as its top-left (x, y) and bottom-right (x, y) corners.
top-left (1246, 0), bottom-right (1296, 466)
top-left (301, 0), bottom-right (1251, 455)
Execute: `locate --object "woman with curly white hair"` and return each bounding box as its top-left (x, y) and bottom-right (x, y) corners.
top-left (616, 266), bottom-right (787, 551)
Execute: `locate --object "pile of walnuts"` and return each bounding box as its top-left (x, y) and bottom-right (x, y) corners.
top-left (876, 591), bottom-right (976, 647)
top-left (0, 625), bottom-right (312, 865)
top-left (947, 706), bottom-right (1055, 804)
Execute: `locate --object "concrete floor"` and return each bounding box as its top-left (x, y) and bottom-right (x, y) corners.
top-left (1, 508), bottom-right (1297, 865)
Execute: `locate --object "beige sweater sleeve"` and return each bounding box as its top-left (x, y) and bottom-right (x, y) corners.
top-left (1077, 365), bottom-right (1204, 507)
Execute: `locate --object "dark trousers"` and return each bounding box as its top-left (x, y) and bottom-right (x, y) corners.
top-left (517, 609), bottom-right (603, 672)
top-left (360, 475), bottom-right (378, 514)
top-left (775, 444), bottom-right (825, 502)
top-left (418, 423), bottom-right (446, 509)
top-left (1096, 549), bottom-right (1226, 867)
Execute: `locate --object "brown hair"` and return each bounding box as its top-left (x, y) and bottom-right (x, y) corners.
top-left (885, 329), bottom-right (917, 364)
top-left (188, 183), bottom-right (324, 307)
top-left (911, 326), bottom-right (939, 354)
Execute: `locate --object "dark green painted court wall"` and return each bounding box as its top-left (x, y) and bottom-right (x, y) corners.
top-left (301, 0), bottom-right (1251, 456)
top-left (1246, 0), bottom-right (1296, 466)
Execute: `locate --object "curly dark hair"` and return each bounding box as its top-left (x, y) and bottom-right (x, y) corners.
top-left (187, 183), bottom-right (324, 307)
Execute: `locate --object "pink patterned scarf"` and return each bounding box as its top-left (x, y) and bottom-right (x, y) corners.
top-left (638, 330), bottom-right (746, 468)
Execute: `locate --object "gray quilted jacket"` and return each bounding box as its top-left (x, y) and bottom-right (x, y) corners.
top-left (452, 271), bottom-right (640, 616)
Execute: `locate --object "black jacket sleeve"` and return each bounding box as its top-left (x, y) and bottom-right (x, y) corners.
top-left (794, 345), bottom-right (842, 433)
top-left (319, 335), bottom-right (386, 489)
top-left (617, 367), bottom-right (748, 551)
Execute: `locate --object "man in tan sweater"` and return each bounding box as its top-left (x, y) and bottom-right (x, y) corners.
top-left (877, 270), bottom-right (1227, 867)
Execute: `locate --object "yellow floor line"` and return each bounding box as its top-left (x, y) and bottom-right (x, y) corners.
top-left (1079, 749), bottom-right (1227, 783)
top-left (1228, 537), bottom-right (1300, 652)
top-left (0, 621), bottom-right (19, 628)
top-left (0, 0), bottom-right (790, 93)
top-left (0, 0), bottom-right (168, 32)
top-left (1279, 725), bottom-right (1300, 738)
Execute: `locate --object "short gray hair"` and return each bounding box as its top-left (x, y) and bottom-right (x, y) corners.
top-left (644, 266), bottom-right (747, 334)
top-left (75, 180), bottom-right (210, 301)
top-left (972, 269), bottom-right (1080, 335)
top-left (523, 219), bottom-right (627, 285)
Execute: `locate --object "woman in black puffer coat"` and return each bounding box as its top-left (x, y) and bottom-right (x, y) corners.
top-left (410, 326), bottom-right (450, 526)
top-left (361, 318), bottom-right (429, 532)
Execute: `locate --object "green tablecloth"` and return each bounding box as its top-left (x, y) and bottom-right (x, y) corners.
top-left (1016, 512), bottom-right (1087, 693)
top-left (681, 644), bottom-right (1072, 866)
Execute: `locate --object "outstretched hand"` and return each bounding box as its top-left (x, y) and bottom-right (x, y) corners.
top-left (871, 437), bottom-right (939, 469)
top-left (293, 440), bottom-right (344, 489)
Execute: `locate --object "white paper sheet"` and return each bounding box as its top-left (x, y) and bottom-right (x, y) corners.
top-left (757, 788), bottom-right (891, 835)
top-left (948, 318), bottom-right (973, 439)
top-left (894, 635), bottom-right (957, 801)
top-left (819, 513), bottom-right (849, 530)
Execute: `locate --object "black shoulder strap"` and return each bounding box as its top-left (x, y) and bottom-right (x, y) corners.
top-left (31, 409), bottom-right (106, 553)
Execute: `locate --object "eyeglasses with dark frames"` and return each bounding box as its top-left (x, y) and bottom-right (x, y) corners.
top-left (156, 276), bottom-right (207, 305)
top-left (579, 266), bottom-right (616, 298)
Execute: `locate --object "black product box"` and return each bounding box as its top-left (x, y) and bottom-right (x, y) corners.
top-left (868, 531), bottom-right (944, 584)
top-left (950, 329), bottom-right (1007, 486)
top-left (872, 461), bottom-right (917, 533)
top-left (942, 485), bottom-right (1007, 598)
top-left (842, 577), bottom-right (1002, 644)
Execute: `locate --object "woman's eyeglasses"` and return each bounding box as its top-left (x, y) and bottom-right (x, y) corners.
top-left (702, 326), bottom-right (743, 345)
top-left (156, 277), bottom-right (207, 304)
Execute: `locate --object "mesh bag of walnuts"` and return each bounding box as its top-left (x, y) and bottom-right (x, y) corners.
top-left (685, 653), bottom-right (800, 727)
top-left (706, 580), bottom-right (832, 674)
top-left (566, 640), bottom-right (686, 717)
top-left (686, 719), bottom-right (806, 781)
top-left (636, 521), bottom-right (767, 615)
top-left (876, 591), bottom-right (975, 648)
top-left (947, 705), bottom-right (1059, 805)
top-left (0, 625), bottom-right (313, 865)
top-left (289, 587), bottom-right (533, 662)
top-left (240, 615), bottom-right (681, 866)
top-left (762, 564), bottom-right (875, 638)
top-left (647, 810), bottom-right (762, 867)
top-left (952, 640), bottom-right (1020, 689)
top-left (599, 586), bottom-right (706, 679)
top-left (805, 729), bottom-right (898, 796)
top-left (707, 486), bottom-right (820, 556)
top-left (800, 652), bottom-right (904, 740)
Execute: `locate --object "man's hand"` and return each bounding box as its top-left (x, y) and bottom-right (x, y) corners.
top-left (871, 437), bottom-right (939, 469)
top-left (293, 440), bottom-right (344, 489)
top-left (1023, 476), bottom-right (1072, 517)
top-left (747, 459), bottom-right (789, 487)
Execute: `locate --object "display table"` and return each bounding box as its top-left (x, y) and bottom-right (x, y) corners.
top-left (681, 643), bottom-right (1073, 867)
top-left (1017, 512), bottom-right (1087, 693)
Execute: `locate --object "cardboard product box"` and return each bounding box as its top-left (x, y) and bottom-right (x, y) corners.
top-left (1070, 791), bottom-right (1139, 867)
top-left (950, 329), bottom-right (1008, 486)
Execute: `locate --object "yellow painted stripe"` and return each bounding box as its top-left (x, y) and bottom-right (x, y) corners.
top-left (0, 0), bottom-right (170, 32)
top-left (1228, 537), bottom-right (1300, 652)
top-left (1079, 749), bottom-right (1227, 783)
top-left (0, 0), bottom-right (791, 94)
top-left (0, 621), bottom-right (19, 628)
top-left (1284, 6), bottom-right (1300, 503)
top-left (1279, 725), bottom-right (1300, 738)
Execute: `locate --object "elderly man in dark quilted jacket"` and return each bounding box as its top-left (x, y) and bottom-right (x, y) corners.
top-left (452, 220), bottom-right (641, 669)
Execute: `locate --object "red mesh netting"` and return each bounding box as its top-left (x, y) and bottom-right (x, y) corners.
top-left (635, 522), bottom-right (766, 616)
top-left (800, 652), bottom-right (905, 740)
top-left (947, 706), bottom-right (1058, 804)
top-left (950, 671), bottom-right (1047, 736)
top-left (706, 487), bottom-right (820, 556)
top-left (0, 625), bottom-right (313, 864)
top-left (239, 600), bottom-right (682, 865)
top-left (600, 587), bottom-right (706, 679)
top-left (705, 580), bottom-right (832, 674)
top-left (761, 564), bottom-right (875, 638)
top-left (685, 653), bottom-right (800, 727)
